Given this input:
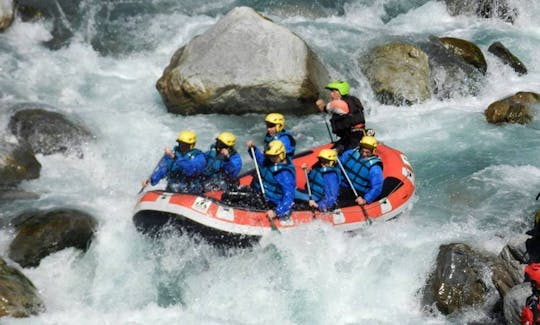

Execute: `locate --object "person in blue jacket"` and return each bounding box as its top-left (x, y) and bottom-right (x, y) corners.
top-left (296, 148), bottom-right (341, 212)
top-left (142, 130), bottom-right (206, 193)
top-left (247, 139), bottom-right (296, 221)
top-left (202, 131), bottom-right (242, 192)
top-left (262, 113), bottom-right (296, 159)
top-left (338, 136), bottom-right (383, 206)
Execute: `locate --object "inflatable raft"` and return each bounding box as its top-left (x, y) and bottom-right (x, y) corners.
top-left (133, 143), bottom-right (415, 247)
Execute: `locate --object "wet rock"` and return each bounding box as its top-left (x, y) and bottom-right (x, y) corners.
top-left (488, 42), bottom-right (527, 75)
top-left (0, 257), bottom-right (45, 318)
top-left (422, 243), bottom-right (492, 315)
top-left (156, 6), bottom-right (329, 115)
top-left (438, 37), bottom-right (487, 74)
top-left (418, 37), bottom-right (484, 100)
top-left (0, 138), bottom-right (41, 186)
top-left (0, 0), bottom-right (14, 32)
top-left (360, 42), bottom-right (431, 106)
top-left (8, 208), bottom-right (98, 268)
top-left (8, 106), bottom-right (93, 158)
top-left (492, 234), bottom-right (529, 297)
top-left (484, 92), bottom-right (539, 124)
top-left (503, 282), bottom-right (530, 325)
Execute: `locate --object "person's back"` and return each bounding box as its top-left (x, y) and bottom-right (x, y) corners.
top-left (296, 148), bottom-right (341, 211)
top-left (203, 131), bottom-right (242, 192)
top-left (248, 139), bottom-right (296, 220)
top-left (263, 113), bottom-right (296, 159)
top-left (339, 136), bottom-right (383, 206)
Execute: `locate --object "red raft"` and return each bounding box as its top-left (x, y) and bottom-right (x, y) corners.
top-left (133, 143), bottom-right (415, 247)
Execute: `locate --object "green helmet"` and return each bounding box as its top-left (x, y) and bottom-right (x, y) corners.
top-left (325, 80), bottom-right (350, 96)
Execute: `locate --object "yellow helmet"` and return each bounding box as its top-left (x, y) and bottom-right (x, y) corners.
top-left (177, 130), bottom-right (197, 149)
top-left (216, 131), bottom-right (236, 147)
top-left (265, 140), bottom-right (286, 160)
top-left (265, 113), bottom-right (285, 132)
top-left (359, 136), bottom-right (377, 153)
top-left (318, 148), bottom-right (338, 166)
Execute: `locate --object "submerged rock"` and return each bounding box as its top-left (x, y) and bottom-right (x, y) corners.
top-left (488, 41), bottom-right (527, 75)
top-left (8, 106), bottom-right (93, 158)
top-left (8, 208), bottom-right (98, 268)
top-left (156, 6), bottom-right (329, 115)
top-left (0, 138), bottom-right (41, 186)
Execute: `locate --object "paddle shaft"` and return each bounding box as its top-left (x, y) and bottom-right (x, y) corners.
top-left (322, 114), bottom-right (334, 143)
top-left (302, 166), bottom-right (316, 218)
top-left (138, 155), bottom-right (166, 194)
top-left (250, 146), bottom-right (279, 232)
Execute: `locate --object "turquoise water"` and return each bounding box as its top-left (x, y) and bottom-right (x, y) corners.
top-left (1, 0), bottom-right (539, 324)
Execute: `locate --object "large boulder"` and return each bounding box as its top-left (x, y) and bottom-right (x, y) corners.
top-left (8, 209), bottom-right (98, 268)
top-left (484, 92), bottom-right (539, 124)
top-left (504, 283), bottom-right (530, 325)
top-left (156, 6), bottom-right (329, 115)
top-left (438, 37), bottom-right (487, 74)
top-left (360, 42), bottom-right (431, 106)
top-left (0, 137), bottom-right (41, 186)
top-left (0, 257), bottom-right (45, 318)
top-left (491, 234), bottom-right (529, 297)
top-left (0, 0), bottom-right (14, 32)
top-left (8, 107), bottom-right (93, 158)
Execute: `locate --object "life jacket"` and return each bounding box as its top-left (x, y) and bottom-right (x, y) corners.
top-left (308, 163), bottom-right (341, 202)
top-left (522, 294), bottom-right (540, 325)
top-left (264, 130), bottom-right (296, 157)
top-left (342, 94), bottom-right (366, 128)
top-left (203, 146), bottom-right (239, 189)
top-left (340, 149), bottom-right (382, 194)
top-left (253, 160), bottom-right (296, 203)
top-left (168, 148), bottom-right (204, 180)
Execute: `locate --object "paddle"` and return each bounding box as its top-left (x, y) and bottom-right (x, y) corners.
top-left (138, 155), bottom-right (167, 194)
top-left (336, 157), bottom-right (372, 225)
top-left (322, 114), bottom-right (334, 143)
top-left (302, 165), bottom-right (317, 219)
top-left (250, 146), bottom-right (279, 232)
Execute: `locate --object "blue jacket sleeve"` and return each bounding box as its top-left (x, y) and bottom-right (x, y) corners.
top-left (248, 146), bottom-right (265, 166)
top-left (317, 172), bottom-right (339, 211)
top-left (278, 134), bottom-right (293, 156)
top-left (273, 169), bottom-right (296, 218)
top-left (171, 152), bottom-right (206, 177)
top-left (364, 165), bottom-right (383, 204)
top-left (338, 149), bottom-right (352, 188)
top-left (149, 154), bottom-right (173, 185)
top-left (222, 152), bottom-right (242, 178)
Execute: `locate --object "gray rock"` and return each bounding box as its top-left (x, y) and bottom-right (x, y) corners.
top-left (8, 107), bottom-right (93, 158)
top-left (0, 257), bottom-right (45, 318)
top-left (8, 209), bottom-right (98, 268)
top-left (156, 6), bottom-right (329, 115)
top-left (504, 283), bottom-right (530, 325)
top-left (442, 0), bottom-right (517, 23)
top-left (360, 42), bottom-right (431, 106)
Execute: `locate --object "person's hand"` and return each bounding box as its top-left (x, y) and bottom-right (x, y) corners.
top-left (309, 200), bottom-right (318, 209)
top-left (266, 210), bottom-right (277, 220)
top-left (219, 148), bottom-right (229, 157)
top-left (164, 147), bottom-right (174, 158)
top-left (315, 99), bottom-right (325, 111)
top-left (301, 163), bottom-right (309, 170)
top-left (246, 140), bottom-right (255, 148)
top-left (355, 196), bottom-right (366, 206)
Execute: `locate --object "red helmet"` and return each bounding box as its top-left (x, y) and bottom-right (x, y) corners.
top-left (525, 263), bottom-right (540, 284)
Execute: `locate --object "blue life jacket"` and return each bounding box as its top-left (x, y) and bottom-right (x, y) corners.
top-left (308, 165), bottom-right (341, 201)
top-left (254, 160), bottom-right (296, 203)
top-left (167, 147), bottom-right (206, 193)
top-left (264, 130), bottom-right (296, 158)
top-left (203, 146), bottom-right (241, 191)
top-left (340, 149), bottom-right (382, 194)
